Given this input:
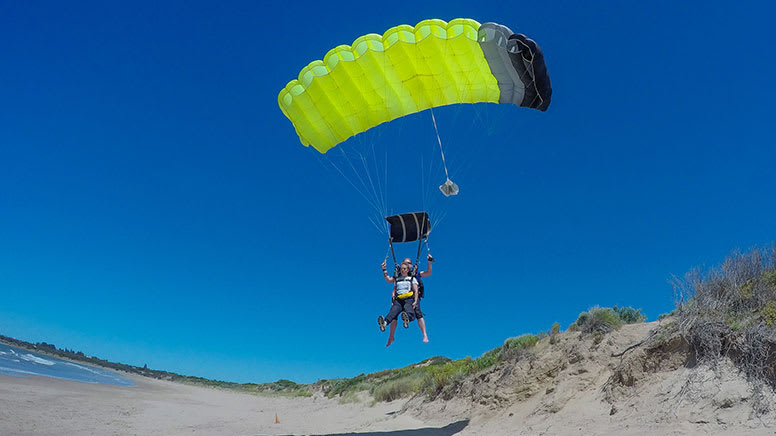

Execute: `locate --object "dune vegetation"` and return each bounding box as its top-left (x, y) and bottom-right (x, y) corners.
top-left (669, 244), bottom-right (776, 410)
top-left (315, 305), bottom-right (646, 403)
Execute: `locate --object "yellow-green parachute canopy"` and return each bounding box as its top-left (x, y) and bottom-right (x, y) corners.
top-left (278, 19), bottom-right (552, 153)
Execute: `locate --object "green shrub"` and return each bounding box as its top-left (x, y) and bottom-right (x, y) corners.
top-left (763, 270), bottom-right (776, 288)
top-left (373, 374), bottom-right (424, 402)
top-left (422, 358), bottom-right (471, 395)
top-left (498, 334), bottom-right (541, 360)
top-left (595, 308), bottom-right (625, 329)
top-left (741, 279), bottom-right (755, 298)
top-left (327, 374), bottom-right (369, 398)
top-left (254, 379), bottom-right (312, 397)
top-left (726, 315), bottom-right (743, 331)
top-left (504, 334), bottom-right (539, 350)
top-left (338, 390), bottom-right (362, 403)
top-left (571, 307), bottom-right (624, 334)
top-left (614, 305), bottom-right (647, 324)
top-left (469, 348), bottom-right (500, 373)
top-left (549, 322), bottom-right (562, 344)
top-left (570, 312), bottom-right (589, 331)
top-left (761, 302), bottom-right (776, 326)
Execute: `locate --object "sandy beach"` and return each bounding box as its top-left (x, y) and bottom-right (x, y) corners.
top-left (0, 372), bottom-right (462, 436)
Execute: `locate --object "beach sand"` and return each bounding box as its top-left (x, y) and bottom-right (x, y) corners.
top-left (0, 373), bottom-right (454, 436)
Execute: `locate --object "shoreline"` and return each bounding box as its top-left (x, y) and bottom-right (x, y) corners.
top-left (0, 338), bottom-right (261, 391)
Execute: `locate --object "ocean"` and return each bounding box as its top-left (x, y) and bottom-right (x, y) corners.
top-left (0, 343), bottom-right (133, 386)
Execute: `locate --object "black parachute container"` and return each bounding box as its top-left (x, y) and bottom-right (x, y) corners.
top-left (385, 212), bottom-right (430, 280)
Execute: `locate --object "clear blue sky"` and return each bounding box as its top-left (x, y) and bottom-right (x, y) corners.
top-left (1, 1), bottom-right (774, 384)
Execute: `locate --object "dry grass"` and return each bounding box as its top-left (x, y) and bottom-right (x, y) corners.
top-left (672, 244), bottom-right (776, 411)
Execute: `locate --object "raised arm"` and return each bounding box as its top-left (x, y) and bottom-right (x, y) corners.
top-left (419, 253), bottom-right (434, 277)
top-left (381, 260), bottom-right (395, 283)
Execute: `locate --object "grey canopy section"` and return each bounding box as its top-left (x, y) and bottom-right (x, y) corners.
top-left (386, 212), bottom-right (430, 243)
top-left (478, 22), bottom-right (552, 111)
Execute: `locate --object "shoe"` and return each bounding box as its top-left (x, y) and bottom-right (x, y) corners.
top-left (378, 316), bottom-right (386, 332)
top-left (401, 312), bottom-right (410, 328)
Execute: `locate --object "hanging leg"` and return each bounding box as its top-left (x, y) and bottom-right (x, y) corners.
top-left (417, 317), bottom-right (429, 343)
top-left (386, 320), bottom-right (397, 347)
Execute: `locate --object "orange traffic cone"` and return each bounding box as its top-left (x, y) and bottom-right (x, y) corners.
top-left (274, 413), bottom-right (280, 424)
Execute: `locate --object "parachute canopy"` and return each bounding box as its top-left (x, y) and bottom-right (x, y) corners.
top-left (386, 212), bottom-right (431, 243)
top-left (278, 19), bottom-right (552, 153)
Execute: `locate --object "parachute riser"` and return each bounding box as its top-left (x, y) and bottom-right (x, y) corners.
top-left (389, 237), bottom-right (399, 278)
top-left (413, 216), bottom-right (429, 277)
top-left (387, 237), bottom-right (427, 280)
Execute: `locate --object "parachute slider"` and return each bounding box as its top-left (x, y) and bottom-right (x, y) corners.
top-left (385, 212), bottom-right (430, 243)
top-left (439, 178), bottom-right (459, 197)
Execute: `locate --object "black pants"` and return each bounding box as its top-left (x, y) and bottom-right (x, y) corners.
top-left (385, 297), bottom-right (423, 324)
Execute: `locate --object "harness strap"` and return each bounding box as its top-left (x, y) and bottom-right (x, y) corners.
top-left (395, 275), bottom-right (415, 299)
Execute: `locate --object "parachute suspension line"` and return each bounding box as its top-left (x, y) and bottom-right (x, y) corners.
top-left (322, 156), bottom-right (372, 210)
top-left (358, 150), bottom-right (384, 219)
top-left (517, 41), bottom-right (544, 110)
top-left (419, 144), bottom-right (436, 233)
top-left (378, 40), bottom-right (392, 229)
top-left (339, 146), bottom-right (380, 216)
top-left (367, 213), bottom-right (387, 234)
top-left (374, 49), bottom-right (389, 226)
top-left (430, 108), bottom-right (450, 181)
top-left (422, 155), bottom-right (430, 197)
top-left (447, 104), bottom-right (478, 183)
top-left (383, 131), bottom-right (389, 226)
top-left (431, 108), bottom-right (460, 197)
top-left (419, 124), bottom-right (452, 238)
top-left (421, 152), bottom-right (442, 234)
top-left (430, 210), bottom-right (448, 234)
top-left (362, 123), bottom-right (390, 233)
top-left (317, 153), bottom-right (386, 235)
top-left (368, 136), bottom-right (389, 234)
top-left (381, 139), bottom-right (389, 229)
top-left (422, 153), bottom-right (441, 224)
top-left (414, 219), bottom-right (427, 272)
top-left (327, 148), bottom-right (384, 223)
top-left (361, 131), bottom-right (386, 218)
top-left (420, 150), bottom-right (437, 213)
